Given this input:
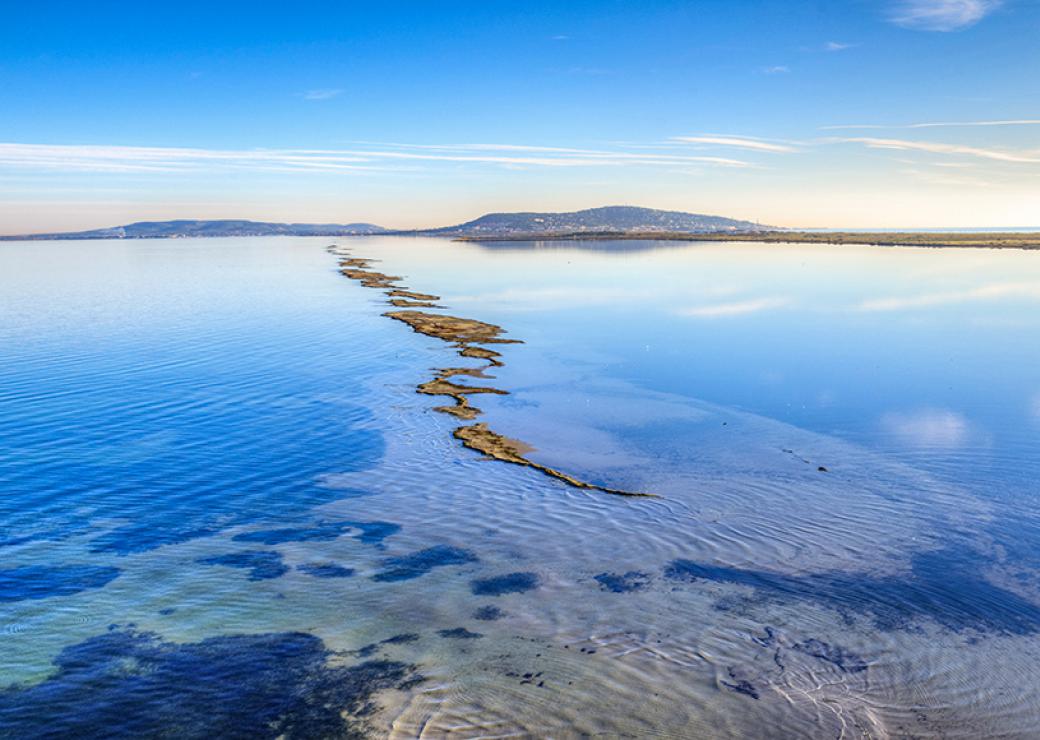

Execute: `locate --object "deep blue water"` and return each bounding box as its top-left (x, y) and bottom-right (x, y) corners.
top-left (1, 239), bottom-right (387, 561)
top-left (2, 236), bottom-right (1040, 737)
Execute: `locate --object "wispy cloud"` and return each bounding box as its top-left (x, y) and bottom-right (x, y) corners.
top-left (858, 281), bottom-right (1040, 311)
top-left (881, 409), bottom-right (969, 447)
top-left (303, 88), bottom-right (343, 101)
top-left (824, 41), bottom-right (856, 51)
top-left (762, 65), bottom-right (790, 74)
top-left (673, 135), bottom-right (797, 154)
top-left (0, 141), bottom-right (758, 175)
top-left (822, 119), bottom-right (1040, 131)
top-left (678, 297), bottom-right (791, 318)
top-left (834, 136), bottom-right (1040, 163)
top-left (888, 0), bottom-right (1001, 31)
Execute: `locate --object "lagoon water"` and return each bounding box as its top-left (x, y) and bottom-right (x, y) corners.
top-left (2, 236), bottom-right (1039, 737)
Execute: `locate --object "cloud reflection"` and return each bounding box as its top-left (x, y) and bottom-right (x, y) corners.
top-left (858, 281), bottom-right (1040, 311)
top-left (451, 286), bottom-right (655, 311)
top-left (678, 297), bottom-right (791, 318)
top-left (881, 408), bottom-right (970, 447)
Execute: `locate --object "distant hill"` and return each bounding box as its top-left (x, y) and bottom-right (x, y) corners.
top-left (1, 207), bottom-right (768, 241)
top-left (1, 220), bottom-right (388, 240)
top-left (420, 206), bottom-right (767, 236)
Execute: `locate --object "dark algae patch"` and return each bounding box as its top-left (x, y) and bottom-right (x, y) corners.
top-left (594, 570), bottom-right (651, 593)
top-left (297, 563), bottom-right (355, 578)
top-left (234, 520), bottom-right (401, 547)
top-left (0, 628), bottom-right (416, 739)
top-left (198, 551), bottom-right (288, 581)
top-left (664, 547), bottom-right (1040, 634)
top-left (371, 544), bottom-right (478, 582)
top-left (473, 605), bottom-right (505, 621)
top-left (752, 626), bottom-right (870, 675)
top-left (329, 245), bottom-right (648, 497)
top-left (0, 565), bottom-right (120, 602)
top-left (792, 638), bottom-right (868, 673)
top-left (437, 627), bottom-right (484, 639)
top-left (90, 525), bottom-right (225, 556)
top-left (722, 669), bottom-right (760, 700)
top-left (381, 633), bottom-right (420, 644)
top-left (471, 571), bottom-right (540, 596)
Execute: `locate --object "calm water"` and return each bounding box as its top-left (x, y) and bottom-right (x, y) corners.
top-left (1, 236), bottom-right (1039, 737)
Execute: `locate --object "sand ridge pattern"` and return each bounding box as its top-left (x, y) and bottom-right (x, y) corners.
top-left (328, 245), bottom-right (651, 497)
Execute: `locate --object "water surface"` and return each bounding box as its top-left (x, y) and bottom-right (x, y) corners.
top-left (2, 236), bottom-right (1039, 737)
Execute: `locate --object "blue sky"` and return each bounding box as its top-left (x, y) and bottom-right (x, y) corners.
top-left (1, 0), bottom-right (1038, 232)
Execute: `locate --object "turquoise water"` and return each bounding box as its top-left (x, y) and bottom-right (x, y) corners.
top-left (1, 236), bottom-right (1039, 737)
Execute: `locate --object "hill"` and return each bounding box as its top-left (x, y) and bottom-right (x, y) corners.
top-left (1, 220), bottom-right (388, 240)
top-left (1, 207), bottom-right (768, 241)
top-left (421, 206), bottom-right (766, 236)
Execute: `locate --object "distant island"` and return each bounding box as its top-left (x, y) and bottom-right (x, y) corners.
top-left (0, 219), bottom-right (389, 240)
top-left (2, 206), bottom-right (1038, 248)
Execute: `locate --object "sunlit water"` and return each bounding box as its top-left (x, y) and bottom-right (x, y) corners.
top-left (1, 236), bottom-right (1039, 738)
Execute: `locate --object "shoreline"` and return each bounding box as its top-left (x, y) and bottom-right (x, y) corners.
top-left (453, 230), bottom-right (1040, 249)
top-left (6, 230), bottom-right (1040, 250)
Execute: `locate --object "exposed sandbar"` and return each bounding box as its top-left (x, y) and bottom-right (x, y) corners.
top-left (387, 298), bottom-right (442, 308)
top-left (417, 377), bottom-right (507, 420)
top-left (331, 247), bottom-right (646, 496)
top-left (387, 289), bottom-right (441, 302)
top-left (384, 310), bottom-right (521, 346)
top-left (436, 367), bottom-right (491, 380)
top-left (454, 423), bottom-right (653, 497)
top-left (339, 268), bottom-right (403, 289)
top-left (339, 257), bottom-right (377, 268)
top-left (459, 346), bottom-right (503, 366)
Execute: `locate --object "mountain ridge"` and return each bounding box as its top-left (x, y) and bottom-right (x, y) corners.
top-left (1, 207), bottom-right (768, 240)
top-left (0, 219), bottom-right (389, 240)
top-left (418, 206), bottom-right (765, 236)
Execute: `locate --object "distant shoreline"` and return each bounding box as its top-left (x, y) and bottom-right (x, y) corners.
top-left (5, 228), bottom-right (1040, 250)
top-left (453, 230), bottom-right (1040, 250)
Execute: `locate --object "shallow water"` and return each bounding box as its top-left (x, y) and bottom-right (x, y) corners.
top-left (1, 236), bottom-right (1039, 737)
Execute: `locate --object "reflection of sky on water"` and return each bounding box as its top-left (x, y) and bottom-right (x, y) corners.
top-left (371, 238), bottom-right (1040, 477)
top-left (3, 236), bottom-right (1040, 737)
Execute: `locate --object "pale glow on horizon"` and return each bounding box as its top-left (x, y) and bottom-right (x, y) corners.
top-left (1, 127), bottom-right (1038, 234)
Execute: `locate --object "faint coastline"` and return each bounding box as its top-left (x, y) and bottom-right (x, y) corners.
top-left (454, 230), bottom-right (1040, 250)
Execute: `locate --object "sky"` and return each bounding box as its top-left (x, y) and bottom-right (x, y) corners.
top-left (1, 0), bottom-right (1038, 233)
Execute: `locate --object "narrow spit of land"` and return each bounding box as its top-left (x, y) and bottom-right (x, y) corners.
top-left (327, 246), bottom-right (651, 497)
top-left (454, 231), bottom-right (1040, 249)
